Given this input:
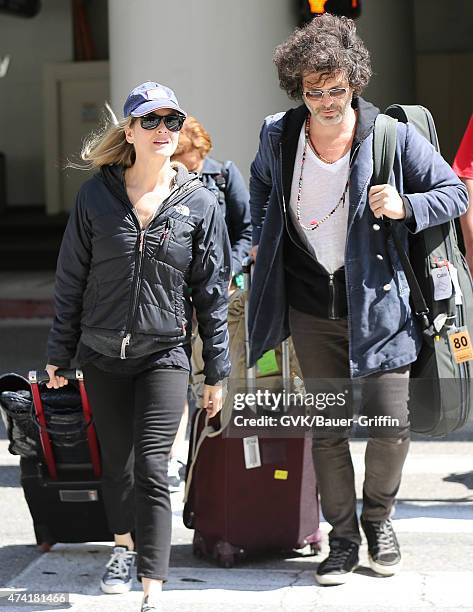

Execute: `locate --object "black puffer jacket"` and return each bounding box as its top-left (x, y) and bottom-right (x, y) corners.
top-left (47, 163), bottom-right (232, 385)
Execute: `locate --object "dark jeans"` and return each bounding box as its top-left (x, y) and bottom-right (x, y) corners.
top-left (83, 364), bottom-right (188, 581)
top-left (289, 307), bottom-right (410, 546)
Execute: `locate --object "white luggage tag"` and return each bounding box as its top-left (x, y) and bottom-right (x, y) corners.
top-left (431, 265), bottom-right (452, 301)
top-left (243, 436), bottom-right (261, 469)
top-left (433, 313), bottom-right (448, 333)
top-left (448, 265), bottom-right (463, 305)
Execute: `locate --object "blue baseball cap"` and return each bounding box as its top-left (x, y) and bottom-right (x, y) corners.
top-left (123, 81), bottom-right (187, 118)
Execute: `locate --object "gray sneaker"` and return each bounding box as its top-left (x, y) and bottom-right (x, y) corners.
top-left (168, 457), bottom-right (185, 492)
top-left (100, 546), bottom-right (136, 594)
top-left (141, 595), bottom-right (160, 611)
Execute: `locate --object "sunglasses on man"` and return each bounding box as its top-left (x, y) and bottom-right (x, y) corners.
top-left (139, 112), bottom-right (186, 132)
top-left (303, 87), bottom-right (348, 101)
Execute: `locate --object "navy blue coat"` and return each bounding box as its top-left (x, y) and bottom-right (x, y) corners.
top-left (248, 99), bottom-right (469, 378)
top-left (200, 157), bottom-right (252, 276)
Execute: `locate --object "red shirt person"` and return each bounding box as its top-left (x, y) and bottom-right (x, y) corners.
top-left (453, 114), bottom-right (473, 273)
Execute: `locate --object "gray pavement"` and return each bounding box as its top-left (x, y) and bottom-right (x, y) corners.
top-left (1, 427), bottom-right (473, 611)
top-left (1, 276), bottom-right (473, 610)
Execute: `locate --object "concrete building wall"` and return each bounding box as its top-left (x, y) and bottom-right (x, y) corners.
top-left (414, 0), bottom-right (473, 53)
top-left (356, 0), bottom-right (416, 110)
top-left (109, 0), bottom-right (299, 181)
top-left (0, 1), bottom-right (73, 206)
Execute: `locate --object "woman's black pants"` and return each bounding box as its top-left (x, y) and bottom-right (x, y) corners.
top-left (83, 364), bottom-right (188, 581)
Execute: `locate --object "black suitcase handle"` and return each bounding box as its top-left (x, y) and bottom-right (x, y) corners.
top-left (29, 369), bottom-right (84, 384)
top-left (27, 369), bottom-right (101, 480)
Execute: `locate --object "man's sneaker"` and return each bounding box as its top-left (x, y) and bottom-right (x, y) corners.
top-left (167, 457), bottom-right (185, 491)
top-left (100, 546), bottom-right (136, 594)
top-left (315, 538), bottom-right (359, 586)
top-left (361, 517), bottom-right (402, 576)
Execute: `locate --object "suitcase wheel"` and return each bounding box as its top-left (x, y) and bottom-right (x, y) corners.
top-left (213, 540), bottom-right (243, 568)
top-left (296, 530), bottom-right (323, 557)
top-left (192, 531), bottom-right (207, 558)
top-left (35, 525), bottom-right (56, 552)
top-left (217, 553), bottom-right (235, 569)
top-left (183, 505), bottom-right (195, 529)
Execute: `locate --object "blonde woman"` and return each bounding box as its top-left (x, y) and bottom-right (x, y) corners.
top-left (45, 82), bottom-right (231, 611)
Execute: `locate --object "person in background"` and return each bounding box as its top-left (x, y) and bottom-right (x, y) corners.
top-left (168, 116), bottom-right (251, 488)
top-left (172, 115), bottom-right (252, 279)
top-left (453, 114), bottom-right (473, 274)
top-left (45, 82), bottom-right (231, 611)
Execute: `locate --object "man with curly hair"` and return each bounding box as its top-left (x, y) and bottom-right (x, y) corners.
top-left (248, 14), bottom-right (468, 586)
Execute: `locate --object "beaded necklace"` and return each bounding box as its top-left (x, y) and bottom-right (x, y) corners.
top-left (296, 116), bottom-right (350, 231)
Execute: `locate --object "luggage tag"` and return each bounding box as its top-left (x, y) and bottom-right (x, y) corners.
top-left (448, 327), bottom-right (473, 363)
top-left (431, 265), bottom-right (452, 301)
top-left (274, 469), bottom-right (288, 481)
top-left (256, 349), bottom-right (280, 376)
top-left (448, 265), bottom-right (463, 305)
top-left (243, 436), bottom-right (262, 469)
top-left (433, 313), bottom-right (448, 334)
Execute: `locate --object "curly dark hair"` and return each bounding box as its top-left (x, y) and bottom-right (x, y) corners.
top-left (273, 13), bottom-right (372, 99)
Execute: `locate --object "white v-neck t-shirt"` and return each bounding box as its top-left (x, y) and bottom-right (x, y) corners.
top-left (289, 126), bottom-right (350, 274)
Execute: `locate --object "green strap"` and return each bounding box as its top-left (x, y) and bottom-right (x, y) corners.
top-left (372, 114), bottom-right (397, 186)
top-left (372, 113), bottom-right (430, 327)
top-left (385, 104), bottom-right (440, 152)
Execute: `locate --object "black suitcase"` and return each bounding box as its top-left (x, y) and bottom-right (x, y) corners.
top-left (1, 369), bottom-right (113, 550)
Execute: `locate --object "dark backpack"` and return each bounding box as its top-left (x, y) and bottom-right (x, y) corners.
top-left (204, 160), bottom-right (231, 210)
top-left (373, 105), bottom-right (473, 436)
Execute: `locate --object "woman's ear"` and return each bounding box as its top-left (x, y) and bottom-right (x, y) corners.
top-left (124, 125), bottom-right (134, 144)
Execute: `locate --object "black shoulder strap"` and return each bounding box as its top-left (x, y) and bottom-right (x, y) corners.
top-left (373, 114), bottom-right (430, 327)
top-left (213, 160), bottom-right (230, 193)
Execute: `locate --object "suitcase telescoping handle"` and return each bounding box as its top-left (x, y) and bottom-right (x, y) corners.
top-left (241, 256), bottom-right (291, 393)
top-left (28, 369), bottom-right (101, 480)
top-left (242, 256), bottom-right (257, 390)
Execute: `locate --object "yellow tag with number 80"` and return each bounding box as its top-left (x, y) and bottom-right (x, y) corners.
top-left (448, 328), bottom-right (473, 363)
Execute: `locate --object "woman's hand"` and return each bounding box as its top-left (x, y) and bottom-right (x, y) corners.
top-left (202, 383), bottom-right (224, 418)
top-left (45, 364), bottom-right (68, 389)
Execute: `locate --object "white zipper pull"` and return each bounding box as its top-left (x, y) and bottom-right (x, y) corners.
top-left (120, 333), bottom-right (131, 359)
top-left (139, 231), bottom-right (145, 253)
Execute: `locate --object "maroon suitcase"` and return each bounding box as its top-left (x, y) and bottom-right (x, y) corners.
top-left (183, 259), bottom-right (321, 567)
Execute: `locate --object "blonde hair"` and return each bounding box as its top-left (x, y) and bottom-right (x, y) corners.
top-left (173, 116), bottom-right (212, 159)
top-left (69, 114), bottom-right (137, 170)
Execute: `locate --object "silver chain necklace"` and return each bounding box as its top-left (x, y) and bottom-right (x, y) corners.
top-left (295, 116), bottom-right (349, 232)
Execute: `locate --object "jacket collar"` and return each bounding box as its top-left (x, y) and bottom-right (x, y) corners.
top-left (98, 162), bottom-right (200, 210)
top-left (201, 156), bottom-right (223, 175)
top-left (279, 96), bottom-right (380, 210)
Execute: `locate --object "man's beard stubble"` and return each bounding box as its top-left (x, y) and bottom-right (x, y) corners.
top-left (307, 94), bottom-right (353, 126)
